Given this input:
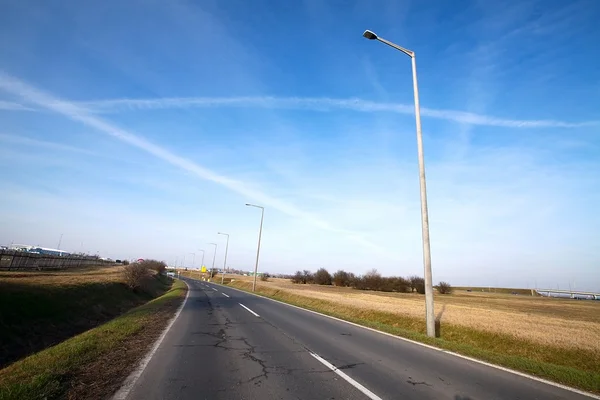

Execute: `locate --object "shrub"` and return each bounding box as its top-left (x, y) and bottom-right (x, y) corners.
top-left (260, 273), bottom-right (270, 281)
top-left (122, 260), bottom-right (130, 266)
top-left (123, 262), bottom-right (150, 291)
top-left (313, 268), bottom-right (332, 285)
top-left (333, 270), bottom-right (352, 287)
top-left (139, 259), bottom-right (166, 274)
top-left (409, 275), bottom-right (425, 294)
top-left (302, 270), bottom-right (313, 284)
top-left (291, 271), bottom-right (303, 284)
top-left (437, 281), bottom-right (453, 294)
top-left (362, 269), bottom-right (383, 290)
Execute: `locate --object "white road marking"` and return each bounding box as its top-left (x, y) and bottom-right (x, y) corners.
top-left (212, 288), bottom-right (218, 292)
top-left (112, 280), bottom-right (190, 400)
top-left (239, 303), bottom-right (260, 317)
top-left (222, 284), bottom-right (600, 400)
top-left (310, 352), bottom-right (382, 400)
top-left (222, 293), bottom-right (230, 298)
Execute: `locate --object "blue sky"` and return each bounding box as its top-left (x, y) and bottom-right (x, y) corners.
top-left (1, 0), bottom-right (599, 290)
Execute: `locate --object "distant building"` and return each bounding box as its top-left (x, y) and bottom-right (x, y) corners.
top-left (8, 244), bottom-right (71, 257)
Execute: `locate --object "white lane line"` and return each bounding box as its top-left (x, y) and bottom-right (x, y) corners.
top-left (222, 293), bottom-right (230, 298)
top-left (310, 352), bottom-right (382, 400)
top-left (112, 281), bottom-right (191, 400)
top-left (212, 288), bottom-right (218, 292)
top-left (239, 303), bottom-right (260, 317)
top-left (222, 284), bottom-right (600, 400)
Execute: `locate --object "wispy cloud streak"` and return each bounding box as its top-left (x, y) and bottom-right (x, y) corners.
top-left (0, 72), bottom-right (384, 253)
top-left (0, 100), bottom-right (32, 111)
top-left (79, 96), bottom-right (598, 128)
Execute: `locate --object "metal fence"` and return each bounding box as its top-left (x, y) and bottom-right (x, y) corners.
top-left (0, 250), bottom-right (113, 271)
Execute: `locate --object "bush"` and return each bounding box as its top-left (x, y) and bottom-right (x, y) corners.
top-left (260, 273), bottom-right (270, 281)
top-left (139, 259), bottom-right (166, 274)
top-left (409, 275), bottom-right (425, 294)
top-left (313, 268), bottom-right (332, 285)
top-left (122, 260), bottom-right (130, 266)
top-left (333, 270), bottom-right (352, 287)
top-left (123, 262), bottom-right (150, 291)
top-left (303, 270), bottom-right (314, 284)
top-left (437, 281), bottom-right (453, 294)
top-left (291, 271), bottom-right (303, 284)
top-left (291, 270), bottom-right (314, 284)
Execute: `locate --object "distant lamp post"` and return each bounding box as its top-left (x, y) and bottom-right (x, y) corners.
top-left (363, 29), bottom-right (435, 338)
top-left (245, 203), bottom-right (264, 292)
top-left (218, 232), bottom-right (230, 284)
top-left (198, 249), bottom-right (205, 271)
top-left (208, 243), bottom-right (218, 278)
top-left (189, 252), bottom-right (196, 268)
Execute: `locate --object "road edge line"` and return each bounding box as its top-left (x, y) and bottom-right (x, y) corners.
top-left (210, 280), bottom-right (600, 400)
top-left (112, 280), bottom-right (191, 400)
top-left (309, 352), bottom-right (383, 400)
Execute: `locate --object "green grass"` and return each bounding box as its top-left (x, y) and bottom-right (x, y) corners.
top-left (0, 269), bottom-right (171, 369)
top-left (0, 279), bottom-right (187, 400)
top-left (224, 280), bottom-right (600, 395)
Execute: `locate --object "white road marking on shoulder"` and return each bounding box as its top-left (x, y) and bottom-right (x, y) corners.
top-left (239, 303), bottom-right (260, 317)
top-left (112, 281), bottom-right (190, 400)
top-left (212, 288), bottom-right (218, 291)
top-left (222, 293), bottom-right (230, 297)
top-left (310, 352), bottom-right (382, 400)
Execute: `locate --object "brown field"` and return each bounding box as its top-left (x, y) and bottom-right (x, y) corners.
top-left (0, 264), bottom-right (125, 286)
top-left (226, 275), bottom-right (600, 354)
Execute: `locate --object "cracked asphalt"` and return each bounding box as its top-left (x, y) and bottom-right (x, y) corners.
top-left (124, 278), bottom-right (595, 400)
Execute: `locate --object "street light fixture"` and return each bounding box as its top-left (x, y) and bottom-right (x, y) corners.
top-left (245, 203), bottom-right (264, 292)
top-left (363, 29), bottom-right (435, 338)
top-left (189, 252), bottom-right (195, 268)
top-left (218, 232), bottom-right (230, 284)
top-left (208, 243), bottom-right (218, 278)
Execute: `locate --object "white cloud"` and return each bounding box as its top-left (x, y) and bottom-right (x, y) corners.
top-left (78, 96), bottom-right (599, 128)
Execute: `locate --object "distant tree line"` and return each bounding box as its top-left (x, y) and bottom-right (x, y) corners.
top-left (291, 268), bottom-right (451, 294)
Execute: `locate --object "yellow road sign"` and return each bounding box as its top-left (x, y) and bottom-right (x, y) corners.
top-left (201, 266), bottom-right (207, 273)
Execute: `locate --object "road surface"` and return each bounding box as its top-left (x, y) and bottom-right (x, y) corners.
top-left (120, 278), bottom-right (595, 400)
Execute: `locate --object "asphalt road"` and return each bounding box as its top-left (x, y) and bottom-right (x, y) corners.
top-left (121, 278), bottom-right (595, 400)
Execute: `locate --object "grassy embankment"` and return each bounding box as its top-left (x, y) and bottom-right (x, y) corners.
top-left (0, 266), bottom-right (187, 400)
top-left (222, 276), bottom-right (600, 394)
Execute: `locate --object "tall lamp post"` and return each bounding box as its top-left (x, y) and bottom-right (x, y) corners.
top-left (189, 252), bottom-right (196, 269)
top-left (218, 232), bottom-right (230, 284)
top-left (208, 243), bottom-right (218, 278)
top-left (245, 203), bottom-right (264, 292)
top-left (363, 29), bottom-right (435, 338)
top-left (198, 249), bottom-right (205, 271)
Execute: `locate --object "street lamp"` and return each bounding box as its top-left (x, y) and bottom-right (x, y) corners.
top-left (189, 252), bottom-right (196, 268)
top-left (245, 203), bottom-right (264, 292)
top-left (363, 29), bottom-right (435, 338)
top-left (218, 232), bottom-right (230, 284)
top-left (198, 249), bottom-right (205, 271)
top-left (208, 243), bottom-right (218, 278)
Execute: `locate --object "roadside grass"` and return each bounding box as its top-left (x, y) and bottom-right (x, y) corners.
top-left (0, 279), bottom-right (187, 400)
top-left (0, 266), bottom-right (170, 369)
top-left (224, 279), bottom-right (600, 394)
